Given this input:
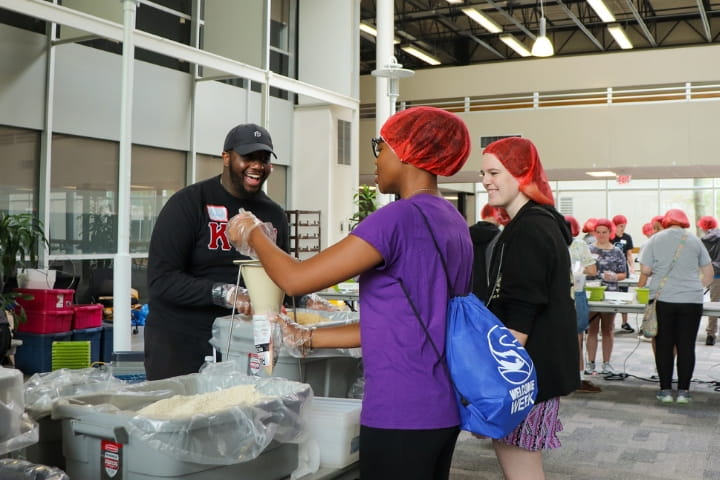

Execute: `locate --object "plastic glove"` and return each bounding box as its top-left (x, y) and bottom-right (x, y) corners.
top-left (227, 209), bottom-right (277, 258)
top-left (211, 283), bottom-right (252, 315)
top-left (301, 293), bottom-right (339, 312)
top-left (271, 313), bottom-right (313, 357)
top-left (603, 271), bottom-right (618, 282)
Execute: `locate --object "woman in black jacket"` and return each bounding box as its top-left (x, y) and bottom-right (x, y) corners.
top-left (481, 137), bottom-right (579, 480)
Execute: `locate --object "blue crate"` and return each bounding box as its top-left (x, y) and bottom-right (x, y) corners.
top-left (71, 326), bottom-right (103, 364)
top-left (14, 330), bottom-right (73, 374)
top-left (100, 323), bottom-right (113, 363)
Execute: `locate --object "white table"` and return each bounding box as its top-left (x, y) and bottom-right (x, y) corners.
top-left (589, 301), bottom-right (720, 316)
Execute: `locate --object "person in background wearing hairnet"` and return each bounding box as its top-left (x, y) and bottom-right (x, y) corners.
top-left (565, 215), bottom-right (600, 393)
top-left (228, 106), bottom-right (472, 480)
top-left (480, 137), bottom-right (579, 480)
top-left (638, 209), bottom-right (713, 404)
top-left (612, 214), bottom-right (636, 333)
top-left (582, 217), bottom-right (597, 245)
top-left (469, 204), bottom-right (503, 302)
top-left (698, 216), bottom-right (720, 345)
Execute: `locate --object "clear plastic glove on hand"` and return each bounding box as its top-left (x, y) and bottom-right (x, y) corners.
top-left (212, 283), bottom-right (252, 315)
top-left (227, 209), bottom-right (276, 258)
top-left (302, 293), bottom-right (339, 312)
top-left (603, 271), bottom-right (618, 282)
top-left (271, 313), bottom-right (313, 357)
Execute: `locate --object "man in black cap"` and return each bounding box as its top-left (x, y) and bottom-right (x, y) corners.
top-left (144, 123), bottom-right (289, 380)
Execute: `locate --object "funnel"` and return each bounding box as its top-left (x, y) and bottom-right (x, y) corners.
top-left (240, 261), bottom-right (285, 315)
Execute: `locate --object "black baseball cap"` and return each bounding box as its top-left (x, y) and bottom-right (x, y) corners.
top-left (223, 123), bottom-right (277, 158)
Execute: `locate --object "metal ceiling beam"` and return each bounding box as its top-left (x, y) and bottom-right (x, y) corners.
top-left (555, 0), bottom-right (605, 51)
top-left (485, 0), bottom-right (536, 40)
top-left (695, 0), bottom-right (712, 42)
top-left (623, 0), bottom-right (657, 47)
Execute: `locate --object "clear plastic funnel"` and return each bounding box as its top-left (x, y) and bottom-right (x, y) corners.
top-left (240, 262), bottom-right (285, 315)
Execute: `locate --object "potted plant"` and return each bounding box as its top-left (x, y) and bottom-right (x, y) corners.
top-left (0, 212), bottom-right (49, 321)
top-left (349, 185), bottom-right (378, 230)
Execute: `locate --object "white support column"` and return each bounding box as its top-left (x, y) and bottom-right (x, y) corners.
top-left (113, 0), bottom-right (138, 352)
top-left (375, 0), bottom-right (394, 206)
top-left (37, 1), bottom-right (58, 270)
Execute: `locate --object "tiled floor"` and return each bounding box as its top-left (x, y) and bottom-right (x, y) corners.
top-left (450, 314), bottom-right (720, 480)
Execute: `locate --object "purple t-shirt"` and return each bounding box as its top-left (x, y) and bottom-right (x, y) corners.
top-left (351, 194), bottom-right (472, 429)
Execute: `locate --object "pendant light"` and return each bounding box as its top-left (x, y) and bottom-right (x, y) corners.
top-left (531, 0), bottom-right (554, 57)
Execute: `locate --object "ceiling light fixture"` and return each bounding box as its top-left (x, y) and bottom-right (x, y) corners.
top-left (499, 34), bottom-right (532, 57)
top-left (587, 0), bottom-right (616, 23)
top-left (461, 7), bottom-right (502, 34)
top-left (446, 0), bottom-right (464, 4)
top-left (607, 24), bottom-right (633, 49)
top-left (585, 170), bottom-right (617, 177)
top-left (401, 45), bottom-right (442, 65)
top-left (531, 0), bottom-right (554, 57)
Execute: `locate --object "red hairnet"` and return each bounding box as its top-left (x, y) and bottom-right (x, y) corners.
top-left (582, 218), bottom-right (597, 234)
top-left (651, 215), bottom-right (664, 226)
top-left (565, 215), bottom-right (580, 237)
top-left (612, 215), bottom-right (627, 226)
top-left (481, 203), bottom-right (495, 220)
top-left (594, 218), bottom-right (616, 239)
top-left (380, 106), bottom-right (470, 177)
top-left (662, 209), bottom-right (690, 229)
top-left (642, 223), bottom-right (654, 236)
top-left (483, 137), bottom-right (554, 206)
top-left (697, 216), bottom-right (718, 230)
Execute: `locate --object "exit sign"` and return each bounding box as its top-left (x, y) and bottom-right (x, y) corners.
top-left (616, 175), bottom-right (632, 185)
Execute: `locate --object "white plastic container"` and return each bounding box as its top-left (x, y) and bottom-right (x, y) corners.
top-left (309, 397), bottom-right (361, 468)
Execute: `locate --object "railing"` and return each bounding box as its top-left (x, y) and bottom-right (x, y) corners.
top-left (359, 81), bottom-right (720, 119)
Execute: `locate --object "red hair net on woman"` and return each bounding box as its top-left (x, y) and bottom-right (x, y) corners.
top-left (642, 222), bottom-right (654, 237)
top-left (380, 106), bottom-right (471, 177)
top-left (582, 218), bottom-right (597, 234)
top-left (481, 203), bottom-right (496, 220)
top-left (651, 215), bottom-right (664, 226)
top-left (661, 209), bottom-right (690, 229)
top-left (697, 216), bottom-right (718, 231)
top-left (594, 218), bottom-right (616, 239)
top-left (612, 215), bottom-right (627, 226)
top-left (482, 137), bottom-right (554, 206)
top-left (564, 215), bottom-right (580, 237)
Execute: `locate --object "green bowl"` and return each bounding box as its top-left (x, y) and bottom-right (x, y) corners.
top-left (584, 285), bottom-right (607, 301)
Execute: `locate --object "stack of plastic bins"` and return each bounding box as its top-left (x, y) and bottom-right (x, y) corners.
top-left (100, 322), bottom-right (114, 364)
top-left (70, 304), bottom-right (104, 364)
top-left (13, 288), bottom-right (75, 375)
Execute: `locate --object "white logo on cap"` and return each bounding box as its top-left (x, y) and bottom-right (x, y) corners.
top-left (254, 131), bottom-right (262, 138)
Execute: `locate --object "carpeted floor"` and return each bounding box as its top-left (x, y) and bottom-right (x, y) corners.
top-left (451, 322), bottom-right (720, 480)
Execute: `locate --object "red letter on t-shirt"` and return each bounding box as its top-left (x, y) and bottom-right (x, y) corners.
top-left (208, 222), bottom-right (231, 251)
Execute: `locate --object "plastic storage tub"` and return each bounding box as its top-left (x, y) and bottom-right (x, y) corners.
top-left (101, 323), bottom-right (113, 363)
top-left (14, 331), bottom-right (73, 374)
top-left (13, 289), bottom-right (74, 313)
top-left (309, 397), bottom-right (361, 468)
top-left (71, 326), bottom-right (103, 363)
top-left (71, 304), bottom-right (103, 329)
top-left (15, 310), bottom-right (73, 334)
top-left (52, 373), bottom-right (309, 480)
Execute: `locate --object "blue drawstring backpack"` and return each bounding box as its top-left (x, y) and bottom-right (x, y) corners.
top-left (446, 293), bottom-right (537, 438)
top-left (402, 203), bottom-right (537, 438)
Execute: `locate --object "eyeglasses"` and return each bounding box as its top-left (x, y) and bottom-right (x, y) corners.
top-left (371, 137), bottom-right (385, 158)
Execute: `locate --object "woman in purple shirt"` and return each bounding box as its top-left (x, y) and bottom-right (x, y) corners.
top-left (228, 107), bottom-right (472, 479)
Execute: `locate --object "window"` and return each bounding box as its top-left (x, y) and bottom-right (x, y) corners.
top-left (0, 126), bottom-right (39, 216)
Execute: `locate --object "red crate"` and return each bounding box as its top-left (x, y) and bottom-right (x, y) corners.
top-left (13, 288), bottom-right (75, 312)
top-left (72, 304), bottom-right (103, 329)
top-left (16, 310), bottom-right (73, 334)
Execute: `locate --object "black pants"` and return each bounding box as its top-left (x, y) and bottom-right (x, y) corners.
top-left (0, 323), bottom-right (11, 366)
top-left (144, 324), bottom-right (216, 380)
top-left (359, 425), bottom-right (460, 480)
top-left (654, 300), bottom-right (703, 390)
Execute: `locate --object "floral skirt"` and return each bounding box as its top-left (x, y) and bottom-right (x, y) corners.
top-left (497, 397), bottom-right (562, 451)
